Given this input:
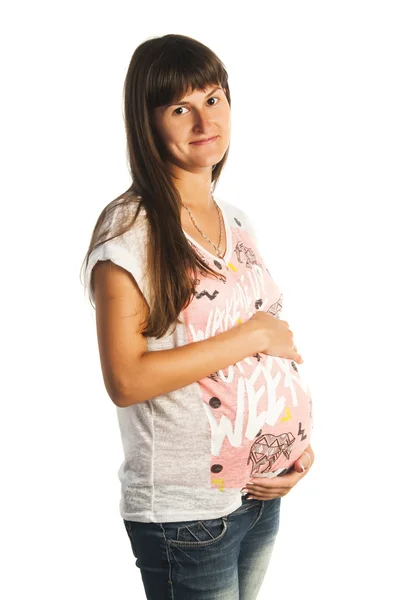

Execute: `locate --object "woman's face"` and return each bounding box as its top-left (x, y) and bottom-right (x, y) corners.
top-left (152, 84), bottom-right (231, 172)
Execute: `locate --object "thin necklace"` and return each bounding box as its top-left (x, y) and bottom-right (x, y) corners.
top-left (182, 194), bottom-right (225, 258)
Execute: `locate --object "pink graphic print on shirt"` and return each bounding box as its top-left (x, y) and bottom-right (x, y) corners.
top-left (182, 224), bottom-right (313, 492)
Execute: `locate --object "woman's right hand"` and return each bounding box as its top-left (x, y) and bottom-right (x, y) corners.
top-left (248, 311), bottom-right (304, 364)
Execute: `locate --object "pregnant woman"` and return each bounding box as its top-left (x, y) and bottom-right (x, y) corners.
top-left (82, 33), bottom-right (315, 600)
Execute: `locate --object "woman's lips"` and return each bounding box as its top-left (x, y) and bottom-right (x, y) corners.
top-left (190, 136), bottom-right (218, 145)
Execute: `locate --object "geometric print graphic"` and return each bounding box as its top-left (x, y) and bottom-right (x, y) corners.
top-left (234, 240), bottom-right (262, 269)
top-left (247, 431), bottom-right (296, 476)
top-left (267, 294), bottom-right (283, 319)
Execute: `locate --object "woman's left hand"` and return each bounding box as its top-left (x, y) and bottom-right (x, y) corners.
top-left (243, 444), bottom-right (315, 500)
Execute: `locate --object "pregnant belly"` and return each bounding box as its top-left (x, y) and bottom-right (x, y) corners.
top-left (249, 357), bottom-right (312, 477)
top-left (206, 354), bottom-right (313, 489)
top-left (247, 357), bottom-right (313, 478)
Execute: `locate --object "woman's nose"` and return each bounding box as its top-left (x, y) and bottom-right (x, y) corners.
top-left (193, 110), bottom-right (212, 130)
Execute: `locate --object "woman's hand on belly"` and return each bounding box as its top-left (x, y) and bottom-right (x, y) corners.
top-left (243, 444), bottom-right (315, 500)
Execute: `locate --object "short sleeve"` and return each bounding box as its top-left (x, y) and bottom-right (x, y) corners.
top-left (226, 202), bottom-right (260, 247)
top-left (241, 213), bottom-right (259, 247)
top-left (83, 201), bottom-right (150, 308)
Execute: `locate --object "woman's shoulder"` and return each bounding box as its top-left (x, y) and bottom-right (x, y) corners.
top-left (216, 195), bottom-right (255, 231)
top-left (85, 194), bottom-right (150, 306)
top-left (95, 194), bottom-right (149, 246)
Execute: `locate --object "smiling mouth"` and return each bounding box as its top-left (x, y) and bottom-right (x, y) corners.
top-left (190, 136), bottom-right (218, 145)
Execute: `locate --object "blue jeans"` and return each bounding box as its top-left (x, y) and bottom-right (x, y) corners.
top-left (123, 495), bottom-right (281, 599)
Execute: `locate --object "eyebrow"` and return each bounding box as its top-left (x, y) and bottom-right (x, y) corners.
top-left (165, 86), bottom-right (222, 109)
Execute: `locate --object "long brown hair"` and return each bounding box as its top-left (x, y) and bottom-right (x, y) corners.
top-left (80, 34), bottom-right (231, 339)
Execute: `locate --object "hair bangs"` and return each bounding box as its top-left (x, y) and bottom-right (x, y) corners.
top-left (146, 39), bottom-right (227, 110)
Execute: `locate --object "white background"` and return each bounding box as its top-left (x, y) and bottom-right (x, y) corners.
top-left (1, 1), bottom-right (397, 598)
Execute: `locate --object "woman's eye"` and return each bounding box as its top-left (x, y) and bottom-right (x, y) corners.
top-left (207, 96), bottom-right (219, 106)
top-left (173, 97), bottom-right (219, 115)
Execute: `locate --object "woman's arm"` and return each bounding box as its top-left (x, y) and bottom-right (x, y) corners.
top-left (92, 259), bottom-right (262, 408)
top-left (122, 319), bottom-right (261, 407)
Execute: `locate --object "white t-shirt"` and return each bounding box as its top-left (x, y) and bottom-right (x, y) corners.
top-left (84, 195), bottom-right (313, 523)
